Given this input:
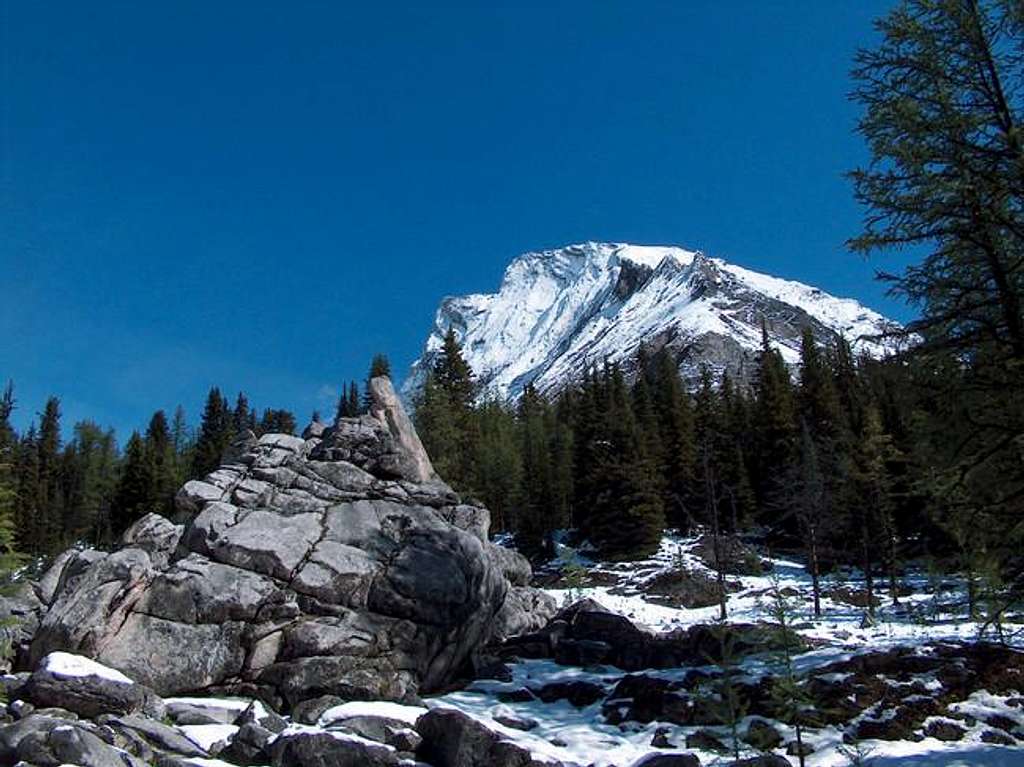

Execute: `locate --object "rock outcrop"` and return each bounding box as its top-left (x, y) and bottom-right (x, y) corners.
top-left (21, 377), bottom-right (555, 710)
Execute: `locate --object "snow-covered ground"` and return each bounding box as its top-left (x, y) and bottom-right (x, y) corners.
top-left (542, 535), bottom-right (998, 648)
top-left (427, 534), bottom-right (1024, 766)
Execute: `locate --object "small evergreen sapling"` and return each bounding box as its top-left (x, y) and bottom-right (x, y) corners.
top-left (699, 619), bottom-right (748, 762)
top-left (763, 576), bottom-right (812, 767)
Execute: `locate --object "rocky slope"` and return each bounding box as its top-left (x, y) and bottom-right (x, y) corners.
top-left (403, 242), bottom-right (901, 401)
top-left (4, 377), bottom-right (556, 711)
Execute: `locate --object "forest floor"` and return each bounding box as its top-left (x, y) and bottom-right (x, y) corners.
top-left (429, 534), bottom-right (1024, 766)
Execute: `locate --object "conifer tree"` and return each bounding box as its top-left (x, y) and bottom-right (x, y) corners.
top-left (14, 427), bottom-right (39, 554)
top-left (0, 383), bottom-right (23, 602)
top-left (517, 386), bottom-right (553, 555)
top-left (65, 421), bottom-right (118, 544)
top-left (37, 397), bottom-right (64, 553)
top-left (588, 364), bottom-right (665, 559)
top-left (144, 410), bottom-right (176, 518)
top-left (473, 398), bottom-right (522, 534)
top-left (716, 373), bottom-right (756, 531)
top-left (335, 386), bottom-right (350, 421)
top-left (192, 387), bottom-right (233, 479)
top-left (233, 393), bottom-right (255, 433)
top-left (0, 383), bottom-right (15, 461)
top-left (347, 382), bottom-right (360, 417)
top-left (113, 432), bottom-right (149, 535)
top-left (414, 373), bottom-right (460, 482)
top-left (852, 405), bottom-right (901, 612)
top-left (791, 420), bottom-right (828, 617)
top-left (363, 354), bottom-right (392, 412)
top-left (752, 326), bottom-right (798, 519)
top-left (650, 349), bottom-right (697, 529)
top-left (170, 405), bottom-right (191, 489)
top-left (259, 409), bottom-right (297, 435)
top-left (416, 330), bottom-right (478, 490)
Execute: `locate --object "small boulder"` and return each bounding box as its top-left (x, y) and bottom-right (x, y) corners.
top-left (492, 705), bottom-right (538, 731)
top-left (981, 729), bottom-right (1016, 745)
top-left (270, 728), bottom-right (400, 767)
top-left (23, 652), bottom-right (164, 720)
top-left (416, 707), bottom-right (556, 766)
top-left (684, 729), bottom-right (728, 753)
top-left (218, 721), bottom-right (274, 765)
top-left (742, 718), bottom-right (783, 750)
top-left (530, 679), bottom-right (606, 707)
top-left (924, 718), bottom-right (967, 742)
top-left (630, 754), bottom-right (700, 767)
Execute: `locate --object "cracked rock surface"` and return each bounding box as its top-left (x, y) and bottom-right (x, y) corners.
top-left (19, 377), bottom-right (556, 711)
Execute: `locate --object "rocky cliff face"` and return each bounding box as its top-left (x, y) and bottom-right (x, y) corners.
top-left (14, 377), bottom-right (555, 711)
top-left (403, 242), bottom-right (902, 401)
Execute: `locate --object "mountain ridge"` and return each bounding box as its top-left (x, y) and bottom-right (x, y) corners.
top-left (403, 241), bottom-right (901, 402)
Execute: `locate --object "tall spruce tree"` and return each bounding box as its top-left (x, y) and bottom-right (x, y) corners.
top-left (363, 355), bottom-right (392, 412)
top-left (15, 427), bottom-right (40, 554)
top-left (650, 349), bottom-right (697, 529)
top-left (192, 387), bottom-right (233, 479)
top-left (144, 410), bottom-right (176, 518)
top-left (37, 398), bottom-right (64, 553)
top-left (588, 363), bottom-right (665, 559)
top-left (415, 330), bottom-right (478, 490)
top-left (0, 384), bottom-right (23, 597)
top-left (113, 432), bottom-right (149, 535)
top-left (66, 421), bottom-right (118, 544)
top-left (752, 326), bottom-right (798, 522)
top-left (473, 398), bottom-right (522, 535)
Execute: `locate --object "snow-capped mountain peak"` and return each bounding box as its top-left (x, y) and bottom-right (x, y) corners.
top-left (403, 242), bottom-right (900, 402)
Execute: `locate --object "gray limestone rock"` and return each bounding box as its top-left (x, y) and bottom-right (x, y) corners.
top-left (19, 377), bottom-right (551, 710)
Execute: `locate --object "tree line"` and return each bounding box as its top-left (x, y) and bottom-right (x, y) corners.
top-left (0, 354), bottom-right (392, 560)
top-left (0, 383), bottom-right (308, 557)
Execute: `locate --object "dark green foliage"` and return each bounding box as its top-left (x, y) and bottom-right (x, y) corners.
top-left (414, 329), bottom-right (479, 491)
top-left (144, 410), bottom-right (176, 518)
top-left (336, 381), bottom-right (362, 420)
top-left (0, 381), bottom-right (313, 555)
top-left (233, 393), bottom-right (256, 433)
top-left (753, 326), bottom-right (799, 514)
top-left (258, 408), bottom-right (297, 436)
top-left (650, 349), bottom-right (698, 528)
top-left (575, 363), bottom-right (665, 559)
top-left (0, 383), bottom-right (24, 582)
top-left (112, 432), bottom-right (149, 534)
top-left (63, 421), bottom-right (118, 544)
top-left (850, 0), bottom-right (1024, 617)
top-left (192, 387), bottom-right (233, 479)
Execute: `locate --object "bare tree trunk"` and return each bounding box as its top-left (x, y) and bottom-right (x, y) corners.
top-left (809, 525), bottom-right (822, 618)
top-left (861, 507), bottom-right (875, 618)
top-left (704, 446), bottom-right (727, 621)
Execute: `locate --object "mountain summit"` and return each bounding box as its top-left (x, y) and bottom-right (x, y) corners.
top-left (403, 242), bottom-right (900, 401)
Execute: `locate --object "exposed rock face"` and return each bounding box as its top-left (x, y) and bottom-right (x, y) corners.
top-left (23, 377), bottom-right (555, 710)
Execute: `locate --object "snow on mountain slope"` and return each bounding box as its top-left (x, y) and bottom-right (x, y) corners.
top-left (403, 242), bottom-right (901, 402)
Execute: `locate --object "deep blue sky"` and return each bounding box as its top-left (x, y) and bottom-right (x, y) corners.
top-left (2, 1), bottom-right (907, 440)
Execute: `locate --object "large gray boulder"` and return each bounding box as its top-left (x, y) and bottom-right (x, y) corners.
top-left (24, 377), bottom-right (555, 710)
